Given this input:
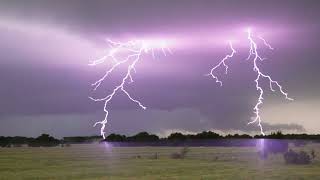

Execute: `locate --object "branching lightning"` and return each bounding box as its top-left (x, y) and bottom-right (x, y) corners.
top-left (89, 28), bottom-right (292, 137)
top-left (258, 36), bottom-right (274, 50)
top-left (206, 41), bottom-right (236, 86)
top-left (89, 39), bottom-right (170, 139)
top-left (207, 29), bottom-right (293, 135)
top-left (246, 29), bottom-right (293, 135)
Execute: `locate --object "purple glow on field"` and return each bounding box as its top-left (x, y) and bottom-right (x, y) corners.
top-left (102, 141), bottom-right (113, 150)
top-left (257, 138), bottom-right (265, 151)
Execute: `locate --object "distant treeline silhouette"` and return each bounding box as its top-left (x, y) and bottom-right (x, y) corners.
top-left (1, 131), bottom-right (320, 146)
top-left (104, 131), bottom-right (320, 142)
top-left (0, 134), bottom-right (60, 147)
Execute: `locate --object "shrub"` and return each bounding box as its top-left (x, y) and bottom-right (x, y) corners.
top-left (311, 149), bottom-right (316, 159)
top-left (170, 147), bottom-right (189, 159)
top-left (180, 147), bottom-right (189, 157)
top-left (150, 153), bottom-right (158, 159)
top-left (213, 156), bottom-right (219, 161)
top-left (170, 152), bottom-right (183, 159)
top-left (284, 149), bottom-right (311, 165)
top-left (292, 140), bottom-right (308, 147)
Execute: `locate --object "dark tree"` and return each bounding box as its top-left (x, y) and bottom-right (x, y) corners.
top-left (168, 132), bottom-right (187, 141)
top-left (127, 132), bottom-right (159, 142)
top-left (28, 134), bottom-right (60, 147)
top-left (193, 131), bottom-right (222, 139)
top-left (106, 134), bottom-right (127, 142)
top-left (226, 134), bottom-right (252, 139)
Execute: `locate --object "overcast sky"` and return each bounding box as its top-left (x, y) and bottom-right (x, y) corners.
top-left (0, 0), bottom-right (319, 138)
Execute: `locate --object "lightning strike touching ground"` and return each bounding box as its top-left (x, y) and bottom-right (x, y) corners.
top-left (89, 39), bottom-right (171, 139)
top-left (246, 28), bottom-right (293, 135)
top-left (206, 41), bottom-right (236, 86)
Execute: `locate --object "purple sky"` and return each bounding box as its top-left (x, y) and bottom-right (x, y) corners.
top-left (0, 0), bottom-right (319, 138)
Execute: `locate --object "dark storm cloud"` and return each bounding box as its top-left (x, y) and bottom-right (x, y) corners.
top-left (0, 109), bottom-right (305, 138)
top-left (0, 0), bottom-right (319, 137)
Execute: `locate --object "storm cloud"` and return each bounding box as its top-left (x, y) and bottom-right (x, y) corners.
top-left (0, 0), bottom-right (319, 137)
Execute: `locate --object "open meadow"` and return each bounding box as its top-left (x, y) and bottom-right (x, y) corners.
top-left (0, 142), bottom-right (320, 180)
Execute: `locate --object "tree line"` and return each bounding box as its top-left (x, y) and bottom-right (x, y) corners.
top-left (105, 131), bottom-right (320, 142)
top-left (0, 134), bottom-right (60, 147)
top-left (1, 131), bottom-right (320, 146)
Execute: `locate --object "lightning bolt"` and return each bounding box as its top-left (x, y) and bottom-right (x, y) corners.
top-left (89, 39), bottom-right (170, 139)
top-left (207, 29), bottom-right (293, 135)
top-left (206, 41), bottom-right (236, 86)
top-left (258, 36), bottom-right (274, 50)
top-left (246, 28), bottom-right (293, 135)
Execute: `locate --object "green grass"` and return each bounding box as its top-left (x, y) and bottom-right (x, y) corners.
top-left (0, 143), bottom-right (320, 180)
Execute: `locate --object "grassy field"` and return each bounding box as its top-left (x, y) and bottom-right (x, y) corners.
top-left (0, 143), bottom-right (320, 180)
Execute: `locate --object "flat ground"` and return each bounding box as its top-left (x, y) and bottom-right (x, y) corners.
top-left (0, 143), bottom-right (319, 180)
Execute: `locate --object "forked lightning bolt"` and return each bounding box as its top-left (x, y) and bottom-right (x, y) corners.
top-left (246, 29), bottom-right (293, 135)
top-left (89, 39), bottom-right (170, 139)
top-left (206, 41), bottom-right (236, 86)
top-left (89, 29), bottom-right (292, 137)
top-left (207, 29), bottom-right (293, 135)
